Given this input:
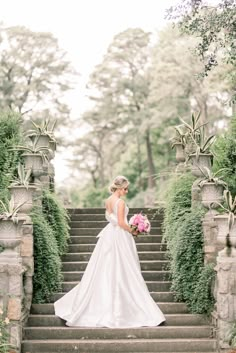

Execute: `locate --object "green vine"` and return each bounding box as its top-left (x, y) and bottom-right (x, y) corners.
top-left (31, 208), bottom-right (62, 303)
top-left (162, 172), bottom-right (215, 314)
top-left (42, 189), bottom-right (70, 255)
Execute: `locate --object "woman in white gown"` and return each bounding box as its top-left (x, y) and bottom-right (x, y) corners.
top-left (54, 175), bottom-right (165, 328)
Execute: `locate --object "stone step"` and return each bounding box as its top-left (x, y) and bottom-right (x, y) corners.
top-left (22, 338), bottom-right (216, 352)
top-left (70, 214), bottom-right (164, 222)
top-left (67, 208), bottom-right (163, 215)
top-left (68, 236), bottom-right (166, 245)
top-left (62, 252), bottom-right (169, 263)
top-left (62, 260), bottom-right (169, 271)
top-left (50, 291), bottom-right (175, 303)
top-left (69, 228), bottom-right (162, 236)
top-left (31, 302), bottom-right (188, 315)
top-left (68, 239), bottom-right (166, 249)
top-left (66, 244), bottom-right (167, 254)
top-left (69, 234), bottom-right (166, 243)
top-left (61, 271), bottom-right (171, 282)
top-left (27, 314), bottom-right (210, 327)
top-left (69, 221), bottom-right (162, 228)
top-left (24, 325), bottom-right (212, 340)
top-left (61, 281), bottom-right (172, 292)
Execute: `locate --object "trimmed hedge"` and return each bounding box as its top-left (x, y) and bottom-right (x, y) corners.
top-left (42, 189), bottom-right (70, 255)
top-left (31, 208), bottom-right (62, 303)
top-left (162, 172), bottom-right (215, 314)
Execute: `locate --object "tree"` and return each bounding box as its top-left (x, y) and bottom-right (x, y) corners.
top-left (87, 28), bottom-right (157, 188)
top-left (149, 25), bottom-right (230, 126)
top-left (166, 0), bottom-right (236, 106)
top-left (0, 25), bottom-right (77, 123)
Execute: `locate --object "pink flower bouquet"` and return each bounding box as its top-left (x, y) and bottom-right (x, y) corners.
top-left (129, 212), bottom-right (151, 236)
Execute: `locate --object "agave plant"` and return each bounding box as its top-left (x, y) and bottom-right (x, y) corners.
top-left (10, 164), bottom-right (32, 189)
top-left (170, 125), bottom-right (187, 148)
top-left (0, 198), bottom-right (25, 223)
top-left (198, 167), bottom-right (228, 188)
top-left (217, 190), bottom-right (236, 233)
top-left (26, 118), bottom-right (57, 141)
top-left (12, 136), bottom-right (51, 163)
top-left (179, 111), bottom-right (208, 143)
top-left (191, 126), bottom-right (216, 158)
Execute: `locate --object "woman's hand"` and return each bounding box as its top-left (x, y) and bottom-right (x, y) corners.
top-left (131, 229), bottom-right (139, 237)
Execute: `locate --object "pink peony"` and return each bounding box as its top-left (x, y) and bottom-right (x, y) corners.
top-left (129, 212), bottom-right (151, 236)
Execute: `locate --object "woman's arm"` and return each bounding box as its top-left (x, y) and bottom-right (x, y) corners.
top-left (117, 199), bottom-right (135, 234)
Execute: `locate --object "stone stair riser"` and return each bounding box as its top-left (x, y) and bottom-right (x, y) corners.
top-left (24, 326), bottom-right (212, 340)
top-left (50, 291), bottom-right (175, 303)
top-left (62, 261), bottom-right (169, 271)
top-left (70, 215), bottom-right (164, 222)
top-left (62, 253), bottom-right (169, 262)
top-left (27, 314), bottom-right (210, 327)
top-left (22, 339), bottom-right (216, 352)
top-left (67, 208), bottom-right (164, 215)
top-left (68, 237), bottom-right (166, 245)
top-left (62, 271), bottom-right (171, 282)
top-left (61, 281), bottom-right (172, 292)
top-left (70, 221), bottom-right (162, 228)
top-left (69, 228), bottom-right (162, 236)
top-left (67, 244), bottom-right (168, 254)
top-left (31, 303), bottom-right (188, 315)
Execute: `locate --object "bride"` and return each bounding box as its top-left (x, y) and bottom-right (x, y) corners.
top-left (54, 175), bottom-right (165, 328)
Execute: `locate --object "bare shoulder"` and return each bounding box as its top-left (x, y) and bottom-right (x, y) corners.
top-left (117, 198), bottom-right (125, 209)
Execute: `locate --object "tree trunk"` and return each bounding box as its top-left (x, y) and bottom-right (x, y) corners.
top-left (145, 129), bottom-right (156, 189)
top-left (136, 134), bottom-right (143, 189)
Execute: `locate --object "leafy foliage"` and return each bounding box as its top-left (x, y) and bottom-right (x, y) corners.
top-left (42, 190), bottom-right (70, 255)
top-left (31, 208), bottom-right (62, 303)
top-left (213, 116), bottom-right (236, 196)
top-left (162, 172), bottom-right (215, 314)
top-left (170, 207), bottom-right (205, 303)
top-left (191, 263), bottom-right (216, 314)
top-left (0, 25), bottom-right (76, 124)
top-left (0, 110), bottom-right (23, 206)
top-left (162, 172), bottom-right (195, 243)
top-left (167, 0), bottom-right (236, 78)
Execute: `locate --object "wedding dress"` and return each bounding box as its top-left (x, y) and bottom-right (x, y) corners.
top-left (54, 199), bottom-right (165, 328)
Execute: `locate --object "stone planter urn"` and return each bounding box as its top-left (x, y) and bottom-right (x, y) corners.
top-left (200, 182), bottom-right (224, 209)
top-left (214, 214), bottom-right (236, 247)
top-left (174, 143), bottom-right (185, 163)
top-left (0, 219), bottom-right (23, 262)
top-left (189, 153), bottom-right (213, 177)
top-left (29, 134), bottom-right (51, 148)
top-left (9, 185), bottom-right (37, 214)
top-left (22, 153), bottom-right (48, 178)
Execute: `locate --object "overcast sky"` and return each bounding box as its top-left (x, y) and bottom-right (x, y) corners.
top-left (0, 0), bottom-right (180, 184)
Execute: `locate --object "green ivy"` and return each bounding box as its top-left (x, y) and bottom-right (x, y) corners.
top-left (0, 110), bottom-right (23, 206)
top-left (42, 189), bottom-right (70, 255)
top-left (162, 172), bottom-right (195, 244)
top-left (162, 172), bottom-right (215, 314)
top-left (31, 208), bottom-right (62, 303)
top-left (213, 115), bottom-right (236, 197)
top-left (191, 263), bottom-right (216, 315)
top-left (170, 207), bottom-right (205, 304)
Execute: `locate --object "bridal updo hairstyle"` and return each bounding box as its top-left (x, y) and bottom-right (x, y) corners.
top-left (109, 176), bottom-right (129, 193)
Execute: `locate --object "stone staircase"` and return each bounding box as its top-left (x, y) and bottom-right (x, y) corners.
top-left (22, 208), bottom-right (217, 353)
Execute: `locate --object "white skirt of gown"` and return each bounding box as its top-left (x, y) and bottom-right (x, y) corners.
top-left (54, 202), bottom-right (166, 328)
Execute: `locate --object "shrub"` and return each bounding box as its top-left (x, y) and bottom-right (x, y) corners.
top-left (42, 189), bottom-right (70, 255)
top-left (170, 207), bottom-right (205, 303)
top-left (31, 208), bottom-right (62, 303)
top-left (0, 110), bottom-right (23, 205)
top-left (191, 263), bottom-right (216, 314)
top-left (162, 171), bottom-right (215, 314)
top-left (162, 172), bottom-right (195, 244)
top-left (213, 115), bottom-right (236, 197)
